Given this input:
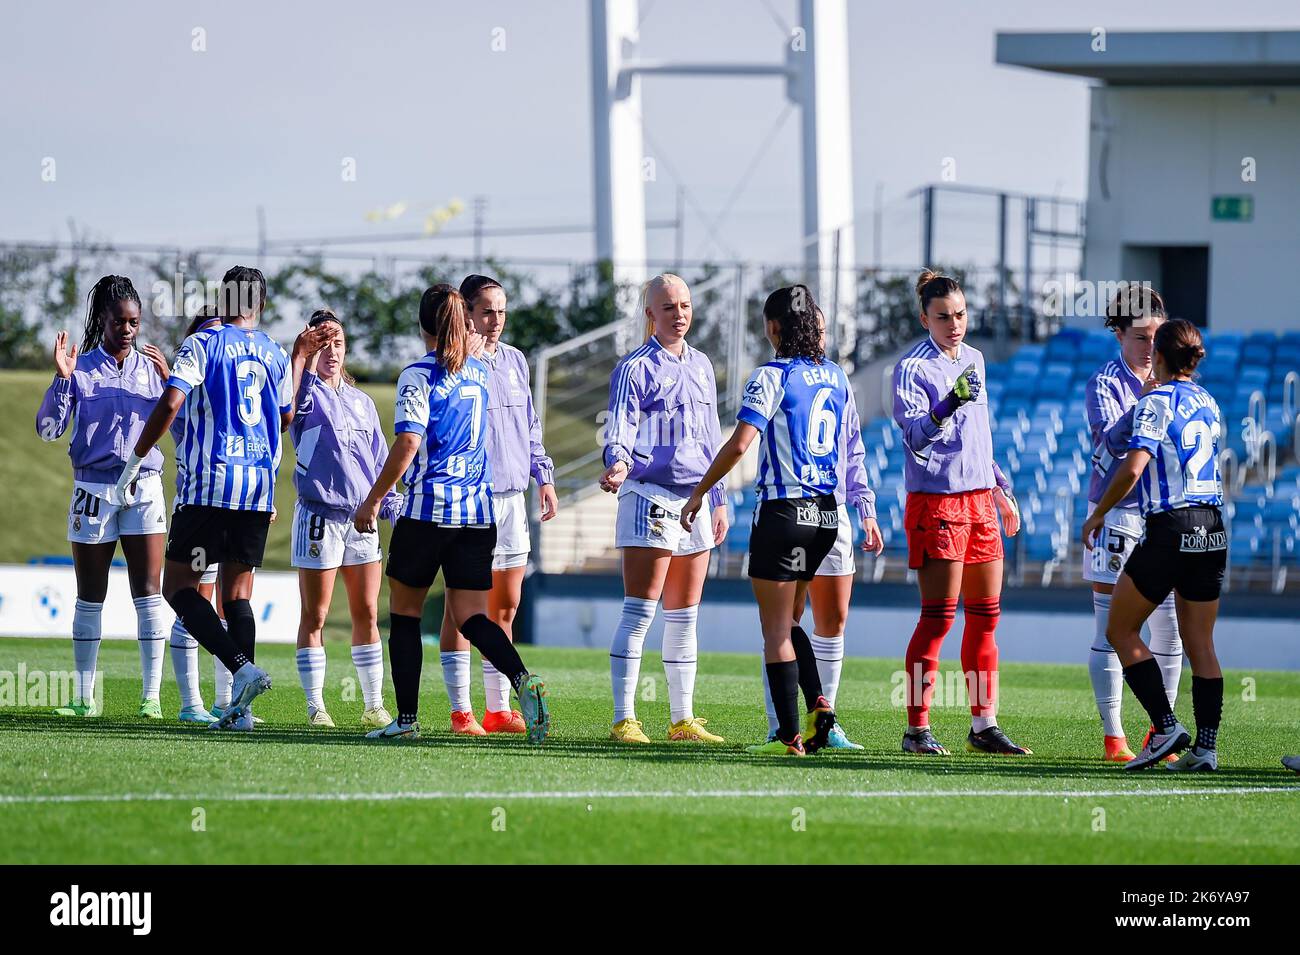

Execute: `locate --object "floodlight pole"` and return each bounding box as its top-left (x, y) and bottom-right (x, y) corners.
top-left (590, 0), bottom-right (858, 360)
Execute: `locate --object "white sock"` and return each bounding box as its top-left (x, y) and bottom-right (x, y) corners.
top-left (760, 656), bottom-right (779, 735)
top-left (809, 632), bottom-right (844, 707)
top-left (133, 594), bottom-right (166, 701)
top-left (482, 659), bottom-right (511, 713)
top-left (1088, 591), bottom-right (1124, 737)
top-left (350, 642), bottom-right (385, 710)
top-left (971, 714), bottom-right (998, 733)
top-left (168, 619), bottom-right (203, 710)
top-left (662, 605), bottom-right (698, 724)
top-left (72, 598), bottom-right (103, 704)
top-left (214, 620), bottom-right (232, 708)
top-left (1147, 593), bottom-right (1183, 709)
top-left (296, 646), bottom-right (327, 711)
top-left (440, 650), bottom-right (471, 714)
top-left (610, 596), bottom-right (656, 723)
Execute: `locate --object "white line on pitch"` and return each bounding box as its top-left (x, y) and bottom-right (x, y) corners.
top-left (1, 786), bottom-right (1298, 805)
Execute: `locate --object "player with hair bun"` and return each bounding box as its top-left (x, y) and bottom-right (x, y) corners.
top-left (598, 274), bottom-right (729, 744)
top-left (289, 308), bottom-right (398, 730)
top-left (682, 284), bottom-right (847, 756)
top-left (438, 274), bottom-right (558, 737)
top-left (892, 269), bottom-right (1029, 756)
top-left (1082, 319), bottom-right (1225, 771)
top-left (355, 284), bottom-right (549, 743)
top-left (36, 275), bottom-right (172, 719)
top-left (1084, 283), bottom-right (1184, 763)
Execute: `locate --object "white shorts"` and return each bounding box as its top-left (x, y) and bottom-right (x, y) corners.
top-left (492, 490), bottom-right (531, 571)
top-left (291, 501), bottom-right (381, 570)
top-left (615, 488), bottom-right (713, 556)
top-left (67, 475), bottom-right (167, 544)
top-left (816, 504), bottom-right (856, 577)
top-left (1082, 504), bottom-right (1144, 585)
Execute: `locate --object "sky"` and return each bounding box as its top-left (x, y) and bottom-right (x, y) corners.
top-left (3, 0), bottom-right (1298, 273)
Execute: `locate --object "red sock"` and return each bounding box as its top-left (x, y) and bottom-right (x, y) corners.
top-left (905, 598), bottom-right (958, 727)
top-left (961, 596), bottom-right (1001, 719)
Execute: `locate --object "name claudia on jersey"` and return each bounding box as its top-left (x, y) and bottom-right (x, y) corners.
top-left (434, 365), bottom-right (488, 399)
top-left (1175, 389), bottom-right (1217, 420)
top-left (223, 340), bottom-right (280, 364)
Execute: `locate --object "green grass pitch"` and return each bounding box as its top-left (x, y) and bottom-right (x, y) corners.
top-left (1, 636), bottom-right (1298, 864)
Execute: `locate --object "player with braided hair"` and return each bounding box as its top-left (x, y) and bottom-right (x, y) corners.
top-left (36, 275), bottom-right (173, 718)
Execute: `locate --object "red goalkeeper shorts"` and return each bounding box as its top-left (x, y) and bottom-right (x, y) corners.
top-left (904, 489), bottom-right (1004, 570)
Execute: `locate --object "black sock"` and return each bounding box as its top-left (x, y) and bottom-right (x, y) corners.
top-left (1123, 657), bottom-right (1177, 732)
top-left (765, 660), bottom-right (801, 743)
top-left (461, 614), bottom-right (528, 690)
top-left (168, 587), bottom-right (246, 673)
top-left (1192, 675), bottom-right (1224, 751)
top-left (790, 625), bottom-right (825, 711)
top-left (223, 598), bottom-right (256, 665)
top-left (388, 614), bottom-right (423, 724)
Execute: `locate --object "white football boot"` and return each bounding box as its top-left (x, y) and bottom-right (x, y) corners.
top-left (1167, 746), bottom-right (1218, 772)
top-left (211, 663), bottom-right (271, 729)
top-left (1126, 721), bottom-right (1190, 770)
top-left (365, 719), bottom-right (420, 741)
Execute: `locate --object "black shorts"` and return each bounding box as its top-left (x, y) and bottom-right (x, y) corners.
top-left (747, 494), bottom-right (839, 582)
top-left (386, 517), bottom-right (496, 591)
top-left (166, 504), bottom-right (272, 568)
top-left (1124, 505), bottom-right (1227, 604)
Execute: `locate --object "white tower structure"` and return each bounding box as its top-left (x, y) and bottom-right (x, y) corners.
top-left (589, 0), bottom-right (858, 355)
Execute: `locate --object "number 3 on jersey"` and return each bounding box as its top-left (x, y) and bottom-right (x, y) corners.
top-left (235, 359), bottom-right (267, 426)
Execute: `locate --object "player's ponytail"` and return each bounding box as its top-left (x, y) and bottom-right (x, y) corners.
top-left (762, 284), bottom-right (824, 362)
top-left (82, 274), bottom-right (141, 353)
top-left (419, 283), bottom-right (470, 374)
top-left (308, 307), bottom-right (355, 386)
top-left (1153, 318), bottom-right (1205, 378)
top-left (641, 273), bottom-right (688, 342)
top-left (915, 269), bottom-right (961, 316)
top-left (183, 304), bottom-right (220, 338)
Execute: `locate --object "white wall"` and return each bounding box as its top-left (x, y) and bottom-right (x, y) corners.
top-left (1083, 85), bottom-right (1300, 332)
top-left (0, 564), bottom-right (301, 643)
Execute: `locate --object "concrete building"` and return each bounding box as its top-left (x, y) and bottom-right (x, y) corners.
top-left (997, 30), bottom-right (1300, 332)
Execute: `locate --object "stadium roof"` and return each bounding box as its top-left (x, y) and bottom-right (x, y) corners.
top-left (995, 30), bottom-right (1300, 85)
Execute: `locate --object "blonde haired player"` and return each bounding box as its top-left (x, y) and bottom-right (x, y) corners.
top-left (598, 274), bottom-right (729, 743)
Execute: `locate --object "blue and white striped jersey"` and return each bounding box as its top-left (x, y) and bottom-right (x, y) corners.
top-left (737, 357), bottom-right (848, 501)
top-left (167, 323), bottom-right (292, 512)
top-left (1129, 380), bottom-right (1224, 517)
top-left (393, 352), bottom-right (494, 525)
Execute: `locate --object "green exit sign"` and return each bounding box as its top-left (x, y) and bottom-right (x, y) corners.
top-left (1212, 195), bottom-right (1254, 221)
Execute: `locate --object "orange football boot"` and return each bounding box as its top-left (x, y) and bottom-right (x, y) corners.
top-left (482, 709), bottom-right (527, 734)
top-left (451, 710), bottom-right (487, 736)
top-left (1104, 735), bottom-right (1135, 763)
